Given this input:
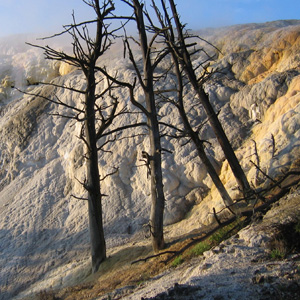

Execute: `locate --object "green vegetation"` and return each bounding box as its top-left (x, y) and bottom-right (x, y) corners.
top-left (170, 219), bottom-right (245, 268)
top-left (171, 255), bottom-right (184, 267)
top-left (209, 228), bottom-right (228, 244)
top-left (270, 248), bottom-right (286, 260)
top-left (189, 241), bottom-right (211, 257)
top-left (209, 221), bottom-right (239, 245)
top-left (294, 218), bottom-right (300, 233)
top-left (268, 219), bottom-right (300, 260)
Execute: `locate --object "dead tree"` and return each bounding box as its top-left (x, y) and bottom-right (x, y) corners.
top-left (129, 0), bottom-right (165, 252)
top-left (115, 0), bottom-right (167, 252)
top-left (166, 0), bottom-right (252, 198)
top-left (27, 0), bottom-right (129, 273)
top-left (150, 0), bottom-right (235, 211)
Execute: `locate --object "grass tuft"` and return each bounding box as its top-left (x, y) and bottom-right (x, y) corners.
top-left (270, 248), bottom-right (286, 260)
top-left (209, 228), bottom-right (228, 244)
top-left (294, 218), bottom-right (300, 233)
top-left (171, 255), bottom-right (184, 267)
top-left (190, 241), bottom-right (211, 256)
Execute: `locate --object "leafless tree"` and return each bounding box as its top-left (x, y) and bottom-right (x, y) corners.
top-left (152, 0), bottom-right (251, 203)
top-left (27, 0), bottom-right (133, 273)
top-left (149, 0), bottom-right (235, 211)
top-left (111, 0), bottom-right (167, 252)
top-left (163, 0), bottom-right (252, 198)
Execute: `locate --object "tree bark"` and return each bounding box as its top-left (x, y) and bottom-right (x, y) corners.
top-left (133, 0), bottom-right (165, 252)
top-left (179, 108), bottom-right (234, 209)
top-left (155, 2), bottom-right (235, 210)
top-left (168, 0), bottom-right (251, 196)
top-left (148, 102), bottom-right (165, 252)
top-left (85, 70), bottom-right (106, 273)
top-left (194, 86), bottom-right (251, 196)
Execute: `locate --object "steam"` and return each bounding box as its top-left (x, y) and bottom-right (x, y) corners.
top-left (0, 33), bottom-right (71, 101)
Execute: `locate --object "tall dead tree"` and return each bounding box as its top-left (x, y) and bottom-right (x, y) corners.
top-left (27, 0), bottom-right (127, 273)
top-left (166, 0), bottom-right (252, 197)
top-left (115, 0), bottom-right (166, 252)
top-left (130, 0), bottom-right (165, 252)
top-left (151, 0), bottom-right (234, 210)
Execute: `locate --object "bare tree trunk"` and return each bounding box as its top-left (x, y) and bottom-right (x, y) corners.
top-left (27, 0), bottom-right (121, 273)
top-left (152, 0), bottom-right (234, 209)
top-left (133, 0), bottom-right (165, 251)
top-left (148, 99), bottom-right (165, 252)
top-left (85, 71), bottom-right (106, 273)
top-left (168, 0), bottom-right (251, 196)
top-left (194, 87), bottom-right (250, 196)
top-left (178, 107), bottom-right (234, 208)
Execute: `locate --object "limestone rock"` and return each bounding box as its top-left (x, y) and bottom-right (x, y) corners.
top-left (0, 20), bottom-right (300, 299)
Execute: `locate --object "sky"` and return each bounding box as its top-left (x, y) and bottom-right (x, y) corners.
top-left (0, 0), bottom-right (299, 38)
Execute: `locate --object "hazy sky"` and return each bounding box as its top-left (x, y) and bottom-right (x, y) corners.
top-left (0, 0), bottom-right (299, 38)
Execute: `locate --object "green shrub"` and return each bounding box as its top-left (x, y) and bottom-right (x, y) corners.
top-left (270, 248), bottom-right (285, 260)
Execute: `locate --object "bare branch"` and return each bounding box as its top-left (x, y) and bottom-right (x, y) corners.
top-left (71, 194), bottom-right (89, 201)
top-left (250, 160), bottom-right (277, 185)
top-left (159, 121), bottom-right (184, 134)
top-left (15, 86), bottom-right (84, 115)
top-left (100, 167), bottom-right (119, 181)
top-left (39, 19), bottom-right (97, 40)
top-left (101, 122), bottom-right (148, 137)
top-left (39, 81), bottom-right (85, 94)
top-left (271, 134), bottom-right (277, 158)
top-left (124, 38), bottom-right (146, 90)
top-left (96, 66), bottom-right (150, 116)
top-left (97, 135), bottom-right (117, 152)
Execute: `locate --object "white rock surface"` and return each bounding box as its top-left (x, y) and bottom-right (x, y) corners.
top-left (109, 190), bottom-right (300, 300)
top-left (0, 20), bottom-right (299, 299)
